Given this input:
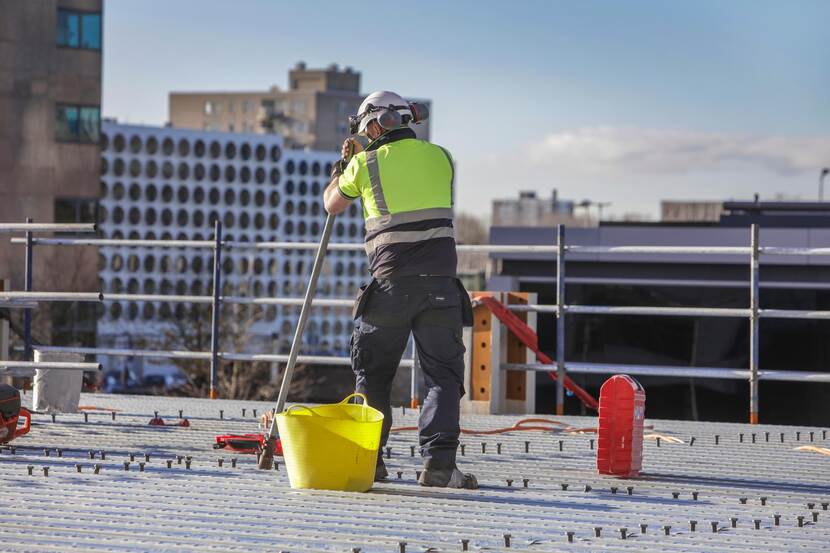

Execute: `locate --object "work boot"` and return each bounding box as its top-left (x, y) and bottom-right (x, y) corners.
top-left (374, 462), bottom-right (389, 482)
top-left (418, 466), bottom-right (478, 489)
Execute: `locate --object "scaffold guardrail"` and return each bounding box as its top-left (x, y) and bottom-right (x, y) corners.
top-left (6, 220), bottom-right (830, 423)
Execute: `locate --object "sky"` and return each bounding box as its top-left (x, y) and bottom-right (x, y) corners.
top-left (103, 0), bottom-right (830, 220)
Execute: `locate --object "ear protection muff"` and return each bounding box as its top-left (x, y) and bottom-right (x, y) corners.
top-left (348, 102), bottom-right (431, 135)
top-left (376, 107), bottom-right (403, 131)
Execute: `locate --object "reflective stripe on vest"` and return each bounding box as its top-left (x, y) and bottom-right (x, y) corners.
top-left (364, 226), bottom-right (456, 255)
top-left (365, 150), bottom-right (390, 216)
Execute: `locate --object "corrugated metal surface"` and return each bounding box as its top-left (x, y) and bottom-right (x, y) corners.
top-left (1, 393), bottom-right (828, 552)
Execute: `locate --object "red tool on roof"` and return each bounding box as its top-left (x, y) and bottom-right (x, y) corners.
top-left (214, 433), bottom-right (282, 456)
top-left (474, 295), bottom-right (599, 410)
top-left (1, 384), bottom-right (30, 445)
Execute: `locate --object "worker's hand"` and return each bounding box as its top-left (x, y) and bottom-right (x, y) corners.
top-left (341, 137), bottom-right (362, 161)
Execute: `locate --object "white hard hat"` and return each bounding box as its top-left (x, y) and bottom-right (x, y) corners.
top-left (354, 90), bottom-right (410, 135)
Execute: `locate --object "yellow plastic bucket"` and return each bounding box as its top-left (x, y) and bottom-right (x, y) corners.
top-left (275, 393), bottom-right (384, 492)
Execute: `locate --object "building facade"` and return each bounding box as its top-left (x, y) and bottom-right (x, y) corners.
top-left (492, 190), bottom-right (595, 227)
top-left (0, 0), bottom-right (103, 345)
top-left (97, 122), bottom-right (366, 370)
top-left (169, 62), bottom-right (430, 151)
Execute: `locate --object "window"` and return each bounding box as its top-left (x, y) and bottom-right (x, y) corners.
top-left (54, 198), bottom-right (98, 225)
top-left (242, 100), bottom-right (251, 113)
top-left (56, 105), bottom-right (100, 143)
top-left (204, 101), bottom-right (215, 115)
top-left (57, 10), bottom-right (101, 50)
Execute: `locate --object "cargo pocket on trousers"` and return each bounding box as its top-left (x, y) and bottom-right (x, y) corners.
top-left (362, 289), bottom-right (409, 328)
top-left (418, 292), bottom-right (463, 329)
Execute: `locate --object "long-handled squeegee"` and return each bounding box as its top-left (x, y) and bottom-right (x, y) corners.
top-left (257, 213), bottom-right (335, 469)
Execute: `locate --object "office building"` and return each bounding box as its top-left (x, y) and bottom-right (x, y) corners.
top-left (492, 190), bottom-right (595, 227)
top-left (97, 122), bottom-right (365, 364)
top-left (0, 0), bottom-right (103, 346)
top-left (169, 62), bottom-right (430, 151)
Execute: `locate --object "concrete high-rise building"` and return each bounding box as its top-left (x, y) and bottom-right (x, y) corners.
top-left (169, 62), bottom-right (431, 151)
top-left (0, 0), bottom-right (103, 345)
top-left (97, 122), bottom-right (366, 373)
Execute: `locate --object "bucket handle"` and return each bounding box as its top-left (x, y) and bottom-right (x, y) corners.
top-left (283, 404), bottom-right (319, 416)
top-left (339, 393), bottom-right (370, 407)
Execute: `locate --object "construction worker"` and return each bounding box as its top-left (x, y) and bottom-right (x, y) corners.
top-left (323, 90), bottom-right (477, 489)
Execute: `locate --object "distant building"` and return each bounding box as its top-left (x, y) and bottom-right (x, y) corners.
top-left (169, 62), bottom-right (431, 151)
top-left (492, 190), bottom-right (594, 227)
top-left (661, 201), bottom-right (723, 222)
top-left (97, 122), bottom-right (366, 366)
top-left (0, 0), bottom-right (103, 346)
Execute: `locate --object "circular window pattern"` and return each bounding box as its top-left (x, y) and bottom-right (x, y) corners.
top-left (311, 202), bottom-right (320, 216)
top-left (285, 201), bottom-right (294, 215)
top-left (209, 164), bottom-right (220, 182)
top-left (100, 132), bottom-right (110, 150)
top-left (284, 220), bottom-right (294, 234)
top-left (254, 190), bottom-right (265, 207)
top-left (112, 182), bottom-right (125, 200)
top-left (129, 135), bottom-right (142, 154)
top-left (269, 214), bottom-right (279, 230)
top-left (311, 161), bottom-right (321, 176)
top-left (143, 255), bottom-right (155, 272)
top-left (177, 186), bottom-right (189, 203)
top-left (162, 137), bottom-right (174, 156)
top-left (112, 207), bottom-right (124, 224)
top-left (192, 256), bottom-right (204, 273)
top-left (109, 302), bottom-right (122, 319)
top-left (145, 208), bottom-right (157, 225)
top-left (142, 303), bottom-right (155, 320)
top-left (254, 212), bottom-right (265, 229)
top-left (298, 201), bottom-right (307, 215)
top-left (224, 189), bottom-right (236, 205)
top-left (162, 161), bottom-right (174, 179)
top-left (299, 181), bottom-right (308, 195)
top-left (161, 209), bottom-right (173, 226)
top-left (225, 142), bottom-right (236, 159)
top-left (299, 161), bottom-right (308, 175)
top-left (223, 211), bottom-right (235, 229)
top-left (128, 207), bottom-right (141, 225)
top-left (225, 165), bottom-right (236, 182)
top-left (311, 221), bottom-right (320, 235)
top-left (110, 254), bottom-right (123, 272)
top-left (270, 168), bottom-right (281, 186)
top-left (113, 158), bottom-right (125, 176)
top-left (240, 189), bottom-right (250, 206)
top-left (113, 134), bottom-right (126, 152)
top-left (127, 278), bottom-right (139, 293)
top-left (286, 160), bottom-right (295, 175)
top-left (311, 181), bottom-right (321, 195)
top-left (255, 167), bottom-right (265, 184)
top-left (193, 163), bottom-right (205, 181)
top-left (209, 140), bottom-right (221, 159)
top-left (178, 162), bottom-right (190, 180)
top-left (143, 278), bottom-right (156, 293)
top-left (128, 159), bottom-right (141, 178)
top-left (208, 188), bottom-right (220, 205)
top-left (162, 185), bottom-right (173, 202)
top-left (239, 166), bottom-right (251, 183)
top-left (240, 143), bottom-right (251, 160)
top-left (222, 257), bottom-right (233, 274)
top-left (146, 136), bottom-right (158, 155)
top-left (269, 191), bottom-right (280, 208)
top-left (255, 144), bottom-right (266, 161)
top-left (193, 209), bottom-right (205, 228)
top-left (239, 212), bottom-right (250, 229)
top-left (100, 157), bottom-right (109, 175)
top-left (178, 138), bottom-right (190, 157)
top-left (176, 209), bottom-right (189, 226)
top-left (146, 184), bottom-right (158, 201)
top-left (298, 221), bottom-right (307, 235)
top-left (325, 162), bottom-right (333, 175)
top-left (129, 183), bottom-right (141, 201)
top-left (285, 180), bottom-right (295, 194)
top-left (194, 139), bottom-right (205, 157)
top-left (270, 145), bottom-right (281, 162)
top-left (146, 159), bottom-right (158, 178)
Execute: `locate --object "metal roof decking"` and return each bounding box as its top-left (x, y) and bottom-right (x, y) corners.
top-left (1, 393), bottom-right (828, 552)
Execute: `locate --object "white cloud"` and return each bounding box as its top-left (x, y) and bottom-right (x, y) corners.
top-left (528, 127), bottom-right (830, 175)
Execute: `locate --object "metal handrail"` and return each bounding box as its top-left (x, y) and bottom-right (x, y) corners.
top-left (0, 361), bottom-right (101, 371)
top-left (0, 223), bottom-right (97, 234)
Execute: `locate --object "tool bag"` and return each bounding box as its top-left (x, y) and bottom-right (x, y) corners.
top-left (0, 384), bottom-right (30, 444)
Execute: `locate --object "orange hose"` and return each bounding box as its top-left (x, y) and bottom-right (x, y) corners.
top-left (390, 418), bottom-right (654, 435)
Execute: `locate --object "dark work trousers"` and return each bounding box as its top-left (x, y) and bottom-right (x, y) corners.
top-left (351, 276), bottom-right (467, 470)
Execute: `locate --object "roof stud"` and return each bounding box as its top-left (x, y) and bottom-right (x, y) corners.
top-left (739, 497), bottom-right (748, 504)
top-left (460, 538), bottom-right (469, 551)
top-left (714, 435), bottom-right (719, 445)
top-left (523, 478), bottom-right (529, 488)
top-left (730, 517), bottom-right (738, 528)
top-left (656, 437), bottom-right (661, 447)
top-left (823, 430), bottom-right (827, 439)
top-left (739, 433), bottom-right (744, 443)
top-left (594, 527), bottom-right (602, 537)
top-left (99, 451), bottom-right (106, 460)
top-left (231, 458), bottom-right (237, 468)
top-left (401, 405), bottom-right (406, 415)
top-left (692, 491), bottom-right (699, 500)
top-left (780, 432), bottom-right (785, 442)
top-left (751, 433), bottom-right (756, 443)
top-left (561, 483), bottom-right (569, 491)
top-left (760, 496), bottom-right (768, 506)
top-left (219, 410), bottom-right (223, 419)
top-left (242, 408), bottom-right (246, 417)
top-left (589, 439), bottom-right (594, 450)
top-left (627, 486), bottom-right (634, 495)
top-left (123, 461), bottom-right (130, 471)
top-left (807, 502), bottom-right (815, 509)
top-left (75, 464), bottom-right (82, 473)
top-left (398, 541), bottom-right (406, 553)
top-left (559, 440), bottom-right (564, 451)
top-left (711, 521), bottom-right (718, 533)
top-left (460, 444), bottom-right (465, 456)
top-left (111, 411), bottom-right (116, 421)
top-left (583, 484), bottom-right (591, 492)
top-left (640, 523), bottom-right (647, 533)
top-left (663, 525), bottom-right (671, 536)
top-left (139, 462), bottom-right (145, 472)
top-left (822, 502), bottom-right (829, 511)
top-left (811, 511), bottom-right (819, 523)
top-left (481, 442), bottom-right (486, 454)
top-left (27, 465), bottom-right (33, 476)
top-left (51, 413), bottom-right (56, 423)
top-left (689, 437), bottom-right (696, 446)
top-left (566, 531), bottom-right (575, 542)
top-left (84, 412), bottom-right (89, 423)
top-left (144, 453), bottom-right (150, 462)
top-left (689, 520), bottom-right (697, 532)
top-left (796, 431), bottom-right (801, 441)
top-left (273, 461), bottom-right (279, 471)
top-left (185, 460), bottom-right (191, 469)
top-left (386, 446), bottom-right (392, 459)
top-left (56, 448), bottom-right (63, 457)
top-left (496, 443), bottom-right (502, 454)
top-left (253, 409), bottom-right (257, 418)
top-left (166, 460), bottom-right (172, 468)
top-left (753, 519), bottom-right (762, 530)
top-left (178, 410), bottom-right (183, 418)
top-left (415, 470), bottom-right (421, 480)
top-left (773, 514), bottom-right (780, 526)
top-left (503, 533), bottom-right (511, 547)
top-left (525, 441), bottom-right (530, 453)
top-left (88, 451), bottom-right (95, 459)
top-left (43, 448), bottom-right (50, 457)
top-left (809, 431), bottom-right (814, 442)
top-left (218, 458), bottom-right (224, 467)
top-left (619, 528), bottom-right (627, 539)
top-left (177, 455), bottom-right (183, 464)
top-left (765, 431), bottom-right (770, 442)
top-left (506, 479), bottom-right (513, 487)
top-left (410, 445), bottom-right (416, 457)
top-left (672, 492), bottom-right (680, 499)
top-left (94, 464), bottom-right (101, 475)
top-left (42, 466), bottom-right (49, 477)
top-left (129, 453), bottom-right (135, 462)
top-left (797, 515), bottom-right (804, 527)
top-left (397, 471), bottom-right (403, 480)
